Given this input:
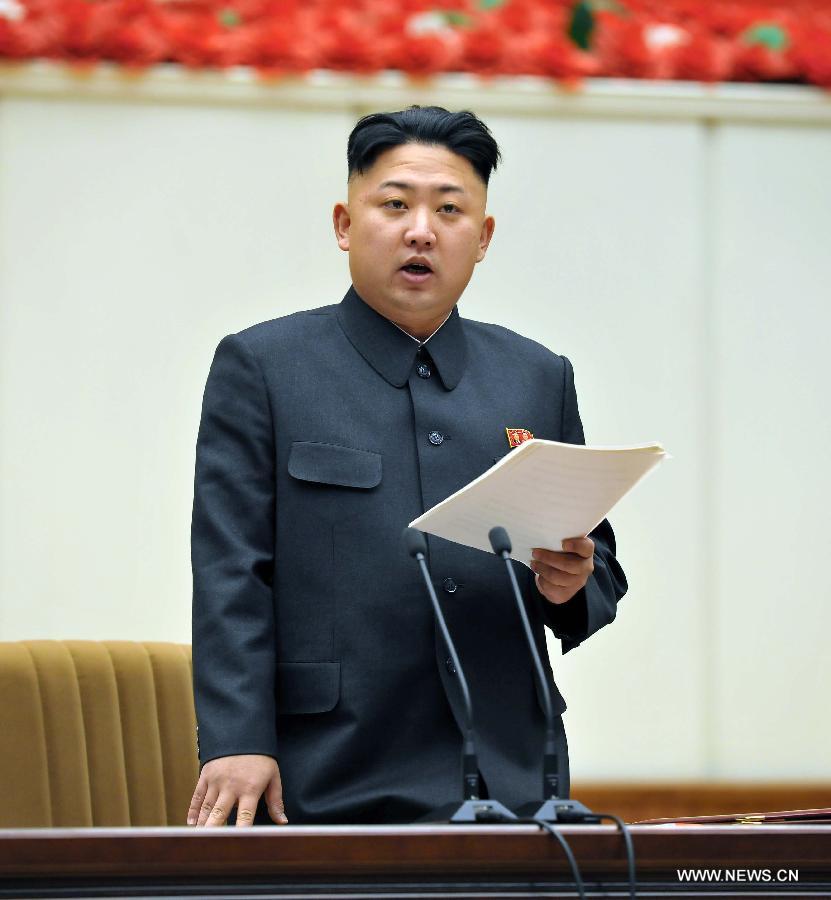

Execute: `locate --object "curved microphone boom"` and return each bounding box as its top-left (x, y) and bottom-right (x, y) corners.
top-left (488, 525), bottom-right (599, 824)
top-left (404, 527), bottom-right (515, 823)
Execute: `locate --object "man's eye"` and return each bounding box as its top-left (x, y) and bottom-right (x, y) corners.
top-left (440, 203), bottom-right (460, 213)
top-left (384, 199), bottom-right (406, 209)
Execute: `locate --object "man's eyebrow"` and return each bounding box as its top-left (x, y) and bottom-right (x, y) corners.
top-left (377, 180), bottom-right (466, 194)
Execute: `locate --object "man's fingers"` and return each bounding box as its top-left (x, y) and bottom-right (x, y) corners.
top-left (205, 791), bottom-right (234, 828)
top-left (196, 785), bottom-right (219, 827)
top-left (265, 770), bottom-right (288, 825)
top-left (531, 550), bottom-right (584, 576)
top-left (234, 796), bottom-right (259, 828)
top-left (533, 564), bottom-right (579, 591)
top-left (189, 755), bottom-right (281, 828)
top-left (533, 537), bottom-right (596, 605)
top-left (535, 573), bottom-right (571, 605)
top-left (561, 537), bottom-right (594, 559)
top-left (533, 539), bottom-right (594, 565)
top-left (187, 774), bottom-right (208, 826)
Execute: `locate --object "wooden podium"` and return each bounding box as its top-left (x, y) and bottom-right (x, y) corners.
top-left (2, 824), bottom-right (831, 897)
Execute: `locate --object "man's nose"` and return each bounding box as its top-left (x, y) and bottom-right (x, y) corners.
top-left (404, 209), bottom-right (436, 248)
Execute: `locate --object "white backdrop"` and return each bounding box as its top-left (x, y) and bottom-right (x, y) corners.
top-left (1, 65), bottom-right (829, 782)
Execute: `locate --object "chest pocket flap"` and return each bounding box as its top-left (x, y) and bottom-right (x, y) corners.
top-left (288, 441), bottom-right (382, 489)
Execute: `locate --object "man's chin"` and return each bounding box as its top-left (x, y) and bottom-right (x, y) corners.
top-left (355, 282), bottom-right (458, 326)
top-left (391, 292), bottom-right (455, 320)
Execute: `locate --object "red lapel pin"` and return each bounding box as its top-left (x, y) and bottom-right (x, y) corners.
top-left (505, 428), bottom-right (534, 448)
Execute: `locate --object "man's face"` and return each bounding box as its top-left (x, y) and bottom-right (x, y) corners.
top-left (333, 142), bottom-right (495, 336)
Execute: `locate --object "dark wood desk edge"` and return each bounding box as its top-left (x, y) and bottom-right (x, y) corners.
top-left (0, 825), bottom-right (830, 880)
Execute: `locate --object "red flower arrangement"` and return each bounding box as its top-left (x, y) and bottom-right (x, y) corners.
top-left (1, 0), bottom-right (830, 87)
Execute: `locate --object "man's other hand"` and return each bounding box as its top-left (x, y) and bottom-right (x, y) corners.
top-left (530, 537), bottom-right (595, 605)
top-left (187, 754), bottom-right (287, 827)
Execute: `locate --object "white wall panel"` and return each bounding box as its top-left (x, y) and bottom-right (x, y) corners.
top-left (712, 124), bottom-right (831, 779)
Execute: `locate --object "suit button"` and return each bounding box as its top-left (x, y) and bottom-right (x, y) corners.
top-left (443, 577), bottom-right (457, 594)
top-left (417, 362), bottom-right (431, 379)
top-left (428, 431), bottom-right (444, 446)
top-left (445, 657), bottom-right (456, 675)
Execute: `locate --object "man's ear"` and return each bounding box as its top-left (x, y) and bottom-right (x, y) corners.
top-left (476, 215), bottom-right (496, 263)
top-left (333, 202), bottom-right (351, 252)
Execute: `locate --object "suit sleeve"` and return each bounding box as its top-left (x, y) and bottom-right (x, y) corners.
top-left (537, 355), bottom-right (628, 653)
top-left (191, 333), bottom-right (278, 765)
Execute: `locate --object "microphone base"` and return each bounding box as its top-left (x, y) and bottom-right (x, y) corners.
top-left (514, 798), bottom-right (601, 824)
top-left (419, 799), bottom-right (518, 824)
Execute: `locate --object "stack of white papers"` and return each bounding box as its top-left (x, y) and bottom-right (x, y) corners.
top-left (409, 439), bottom-right (668, 566)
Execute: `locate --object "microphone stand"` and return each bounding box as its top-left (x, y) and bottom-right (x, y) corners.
top-left (488, 526), bottom-right (599, 824)
top-left (404, 527), bottom-right (516, 824)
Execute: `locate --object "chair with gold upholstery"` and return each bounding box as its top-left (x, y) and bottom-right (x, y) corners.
top-left (0, 641), bottom-right (199, 827)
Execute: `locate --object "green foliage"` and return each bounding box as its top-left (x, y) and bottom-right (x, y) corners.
top-left (568, 1), bottom-right (595, 51)
top-left (218, 8), bottom-right (242, 28)
top-left (743, 23), bottom-right (789, 51)
top-left (443, 10), bottom-right (474, 27)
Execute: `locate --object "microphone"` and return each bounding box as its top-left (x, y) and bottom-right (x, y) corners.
top-left (488, 526), bottom-right (599, 824)
top-left (404, 527), bottom-right (516, 823)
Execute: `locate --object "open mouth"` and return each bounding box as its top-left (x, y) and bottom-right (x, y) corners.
top-left (401, 263), bottom-right (432, 275)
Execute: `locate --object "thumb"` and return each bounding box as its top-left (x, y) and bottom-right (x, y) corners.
top-left (264, 769), bottom-right (288, 825)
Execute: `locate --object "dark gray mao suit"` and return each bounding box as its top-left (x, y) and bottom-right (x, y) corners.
top-left (192, 285), bottom-right (627, 824)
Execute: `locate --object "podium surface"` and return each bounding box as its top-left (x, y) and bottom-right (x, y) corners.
top-left (1, 824), bottom-right (830, 897)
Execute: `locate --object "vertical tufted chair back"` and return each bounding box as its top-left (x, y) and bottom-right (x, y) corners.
top-left (0, 641), bottom-right (199, 827)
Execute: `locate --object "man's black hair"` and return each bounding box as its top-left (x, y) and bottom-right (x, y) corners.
top-left (347, 106), bottom-right (501, 186)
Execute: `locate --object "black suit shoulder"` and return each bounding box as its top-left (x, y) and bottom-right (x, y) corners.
top-left (461, 315), bottom-right (569, 371)
top-left (232, 304), bottom-right (340, 353)
top-left (460, 315), bottom-right (574, 411)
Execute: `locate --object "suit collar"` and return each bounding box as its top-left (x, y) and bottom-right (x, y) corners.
top-left (336, 286), bottom-right (467, 391)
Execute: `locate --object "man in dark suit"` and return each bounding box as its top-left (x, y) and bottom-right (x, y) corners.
top-left (188, 107), bottom-right (627, 827)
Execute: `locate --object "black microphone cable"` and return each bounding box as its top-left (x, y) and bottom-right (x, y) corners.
top-left (514, 813), bottom-right (636, 900)
top-left (593, 811), bottom-right (636, 899)
top-left (524, 816), bottom-right (586, 900)
top-left (487, 524), bottom-right (637, 897)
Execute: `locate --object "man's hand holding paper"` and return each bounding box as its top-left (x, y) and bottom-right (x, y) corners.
top-left (531, 537), bottom-right (596, 606)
